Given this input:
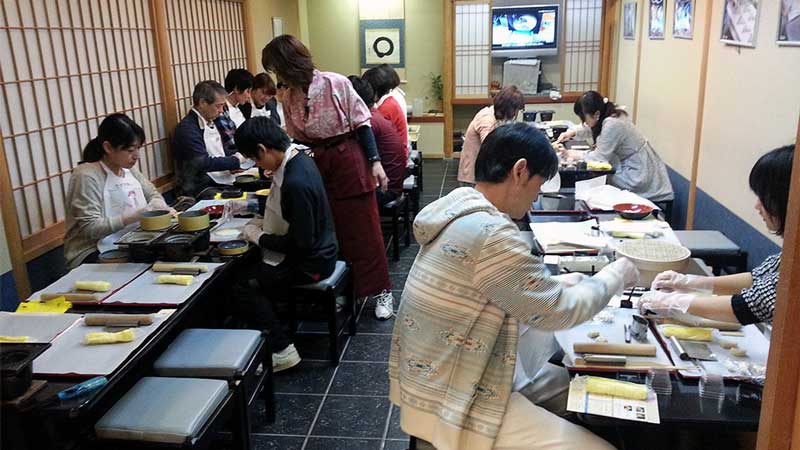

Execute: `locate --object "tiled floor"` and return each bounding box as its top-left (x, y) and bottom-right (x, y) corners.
top-left (245, 159), bottom-right (459, 450)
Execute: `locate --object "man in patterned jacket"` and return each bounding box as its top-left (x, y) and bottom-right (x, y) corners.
top-left (389, 123), bottom-right (639, 450)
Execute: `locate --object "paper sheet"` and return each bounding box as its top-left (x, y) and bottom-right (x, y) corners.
top-left (27, 264), bottom-right (152, 302)
top-left (575, 175), bottom-right (607, 199)
top-left (0, 312), bottom-right (82, 343)
top-left (529, 220), bottom-right (610, 253)
top-left (656, 323), bottom-right (770, 380)
top-left (567, 376), bottom-right (660, 424)
top-left (210, 218), bottom-right (251, 242)
top-left (33, 310), bottom-right (174, 376)
top-left (555, 307), bottom-right (694, 371)
top-left (102, 263), bottom-right (225, 305)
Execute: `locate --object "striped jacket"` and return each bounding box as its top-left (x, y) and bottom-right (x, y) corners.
top-left (389, 187), bottom-right (616, 450)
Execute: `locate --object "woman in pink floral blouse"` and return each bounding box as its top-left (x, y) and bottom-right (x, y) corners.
top-left (261, 35), bottom-right (396, 319)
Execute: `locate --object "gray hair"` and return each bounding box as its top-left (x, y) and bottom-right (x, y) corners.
top-left (192, 80), bottom-right (227, 106)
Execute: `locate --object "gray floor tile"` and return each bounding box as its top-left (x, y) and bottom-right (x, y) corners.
top-left (251, 393), bottom-right (321, 435)
top-left (389, 273), bottom-right (409, 291)
top-left (329, 362), bottom-right (390, 396)
top-left (384, 439), bottom-right (412, 450)
top-left (356, 313), bottom-right (396, 334)
top-left (294, 333), bottom-right (348, 362)
top-left (387, 405), bottom-right (408, 439)
top-left (342, 334), bottom-right (392, 362)
top-left (251, 435), bottom-right (305, 450)
top-left (273, 360), bottom-right (336, 394)
top-left (388, 257), bottom-right (416, 274)
top-left (311, 395), bottom-right (391, 438)
top-left (304, 437), bottom-right (381, 450)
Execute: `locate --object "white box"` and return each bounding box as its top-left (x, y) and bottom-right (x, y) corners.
top-left (503, 59), bottom-right (541, 95)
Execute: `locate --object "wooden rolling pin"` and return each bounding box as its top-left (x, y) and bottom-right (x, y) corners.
top-left (84, 314), bottom-right (154, 327)
top-left (573, 342), bottom-right (657, 357)
top-left (40, 293), bottom-right (99, 302)
top-left (152, 263), bottom-right (208, 273)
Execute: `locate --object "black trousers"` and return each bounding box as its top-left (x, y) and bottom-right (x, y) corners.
top-left (231, 260), bottom-right (314, 353)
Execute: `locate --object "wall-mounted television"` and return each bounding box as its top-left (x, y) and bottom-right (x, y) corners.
top-left (492, 4), bottom-right (559, 58)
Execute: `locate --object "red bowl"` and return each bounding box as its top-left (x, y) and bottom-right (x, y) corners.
top-left (204, 205), bottom-right (225, 218)
top-left (613, 203), bottom-right (654, 220)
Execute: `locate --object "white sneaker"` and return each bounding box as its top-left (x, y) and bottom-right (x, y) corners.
top-left (374, 290), bottom-right (394, 320)
top-left (272, 344), bottom-right (301, 373)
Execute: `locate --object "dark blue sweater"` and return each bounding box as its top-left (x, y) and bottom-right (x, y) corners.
top-left (173, 110), bottom-right (240, 196)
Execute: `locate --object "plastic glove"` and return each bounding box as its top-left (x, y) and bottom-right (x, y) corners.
top-left (651, 271), bottom-right (713, 294)
top-left (639, 290), bottom-right (695, 316)
top-left (243, 224), bottom-right (264, 244)
top-left (552, 272), bottom-right (588, 288)
top-left (145, 197), bottom-right (169, 211)
top-left (234, 152), bottom-right (249, 165)
top-left (605, 257), bottom-right (640, 288)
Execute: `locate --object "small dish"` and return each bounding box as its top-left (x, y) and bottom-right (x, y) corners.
top-left (613, 203), bottom-right (654, 220)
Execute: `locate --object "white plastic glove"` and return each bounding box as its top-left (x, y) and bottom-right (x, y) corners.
top-left (605, 257), bottom-right (640, 288)
top-left (651, 271), bottom-right (713, 294)
top-left (639, 290), bottom-right (695, 316)
top-left (243, 224), bottom-right (265, 244)
top-left (234, 152), bottom-right (248, 165)
top-left (552, 272), bottom-right (588, 288)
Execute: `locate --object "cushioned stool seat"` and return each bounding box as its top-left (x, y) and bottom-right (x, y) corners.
top-left (95, 377), bottom-right (228, 445)
top-left (153, 329), bottom-right (261, 378)
top-left (675, 230), bottom-right (747, 274)
top-left (295, 261), bottom-right (348, 291)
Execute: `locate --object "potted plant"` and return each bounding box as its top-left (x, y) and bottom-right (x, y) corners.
top-left (427, 72), bottom-right (443, 112)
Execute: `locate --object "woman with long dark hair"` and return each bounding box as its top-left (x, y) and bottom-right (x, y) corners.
top-left (559, 91), bottom-right (673, 202)
top-left (64, 113), bottom-right (169, 268)
top-left (641, 145), bottom-right (794, 324)
top-left (262, 35), bottom-right (396, 320)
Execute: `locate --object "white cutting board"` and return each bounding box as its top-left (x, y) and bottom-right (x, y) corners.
top-left (555, 307), bottom-right (694, 371)
top-left (655, 323), bottom-right (770, 380)
top-left (0, 312), bottom-right (82, 343)
top-left (27, 264), bottom-right (151, 302)
top-left (102, 263), bottom-right (226, 306)
top-left (33, 310), bottom-right (174, 376)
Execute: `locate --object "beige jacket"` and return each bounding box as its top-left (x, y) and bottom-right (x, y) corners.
top-left (64, 162), bottom-right (162, 268)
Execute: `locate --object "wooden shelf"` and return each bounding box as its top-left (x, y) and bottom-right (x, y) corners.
top-left (451, 93), bottom-right (580, 106)
top-left (408, 116), bottom-right (445, 123)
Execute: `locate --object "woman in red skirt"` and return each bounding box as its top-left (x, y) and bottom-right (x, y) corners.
top-left (261, 35), bottom-right (395, 319)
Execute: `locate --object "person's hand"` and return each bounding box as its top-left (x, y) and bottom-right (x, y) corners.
top-left (145, 197), bottom-right (168, 211)
top-left (651, 271), bottom-right (713, 294)
top-left (555, 129), bottom-right (576, 144)
top-left (552, 272), bottom-right (588, 287)
top-left (243, 224), bottom-right (264, 244)
top-left (372, 161), bottom-right (389, 192)
top-left (639, 290), bottom-right (695, 316)
top-left (605, 257), bottom-right (640, 288)
top-left (234, 152), bottom-right (248, 165)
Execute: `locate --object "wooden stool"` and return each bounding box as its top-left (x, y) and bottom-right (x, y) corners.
top-left (380, 194), bottom-right (411, 261)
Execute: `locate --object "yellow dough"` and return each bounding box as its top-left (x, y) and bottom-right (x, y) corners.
top-left (74, 281), bottom-right (111, 292)
top-left (718, 339), bottom-right (738, 350)
top-left (661, 325), bottom-right (713, 342)
top-left (586, 161), bottom-right (612, 171)
top-left (0, 335), bottom-right (29, 342)
top-left (156, 275), bottom-right (193, 286)
top-left (730, 347), bottom-right (748, 357)
top-left (84, 328), bottom-right (135, 345)
top-left (585, 376), bottom-right (648, 400)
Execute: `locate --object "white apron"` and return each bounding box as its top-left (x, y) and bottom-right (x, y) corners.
top-left (260, 148), bottom-right (299, 266)
top-left (97, 162), bottom-right (147, 253)
top-left (204, 122), bottom-right (236, 186)
top-left (227, 101), bottom-right (246, 128)
top-left (250, 102), bottom-right (270, 118)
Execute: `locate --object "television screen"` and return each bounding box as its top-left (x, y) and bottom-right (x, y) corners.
top-left (492, 5), bottom-right (559, 51)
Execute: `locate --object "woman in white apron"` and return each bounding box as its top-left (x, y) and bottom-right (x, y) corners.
top-left (64, 114), bottom-right (171, 268)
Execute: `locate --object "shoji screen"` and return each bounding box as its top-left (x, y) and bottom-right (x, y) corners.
top-left (563, 0), bottom-right (604, 93)
top-left (0, 0), bottom-right (168, 255)
top-left (167, 0), bottom-right (248, 120)
top-left (454, 1), bottom-right (490, 98)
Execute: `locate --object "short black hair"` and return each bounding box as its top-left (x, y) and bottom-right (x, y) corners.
top-left (253, 73), bottom-right (276, 95)
top-left (348, 75), bottom-right (375, 108)
top-left (234, 116), bottom-right (291, 158)
top-left (749, 144), bottom-right (794, 236)
top-left (224, 68), bottom-right (254, 93)
top-left (362, 66), bottom-right (394, 99)
top-left (474, 122), bottom-right (559, 183)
